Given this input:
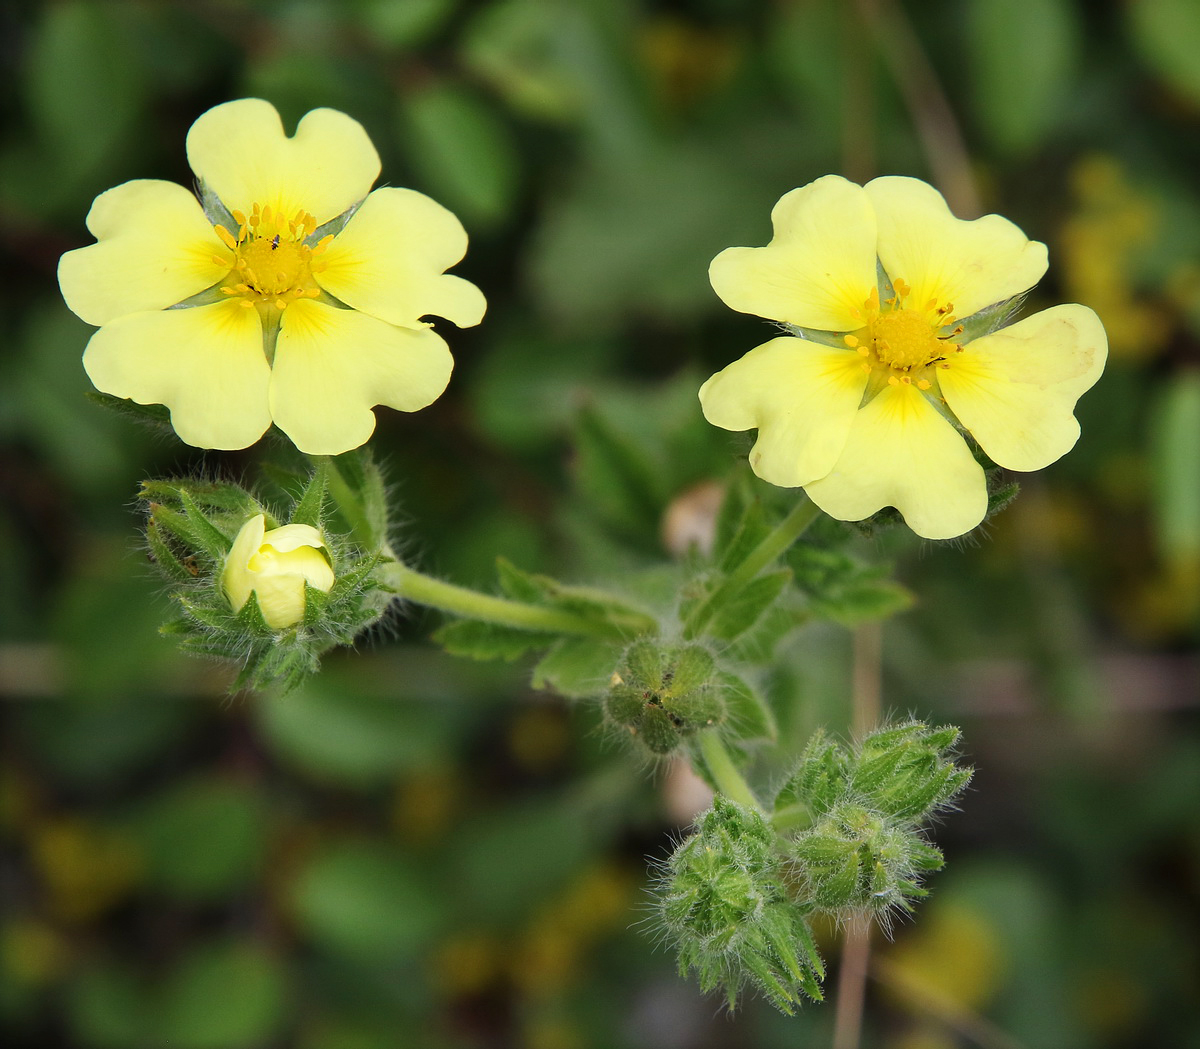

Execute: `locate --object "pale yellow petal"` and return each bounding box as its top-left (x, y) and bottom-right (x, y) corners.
top-left (938, 304), bottom-right (1108, 472)
top-left (223, 514), bottom-right (267, 612)
top-left (270, 300), bottom-right (453, 455)
top-left (804, 382), bottom-right (988, 540)
top-left (699, 336), bottom-right (868, 487)
top-left (709, 176), bottom-right (878, 331)
top-left (186, 99), bottom-right (381, 224)
top-left (263, 523), bottom-right (327, 554)
top-left (316, 188), bottom-right (486, 329)
top-left (58, 180), bottom-right (230, 326)
top-left (82, 301), bottom-right (271, 450)
top-left (865, 176), bottom-right (1048, 320)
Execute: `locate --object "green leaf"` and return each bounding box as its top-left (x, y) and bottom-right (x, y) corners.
top-left (130, 779), bottom-right (266, 901)
top-left (1129, 0), bottom-right (1200, 107)
top-left (1149, 370), bottom-right (1200, 568)
top-left (67, 961), bottom-right (156, 1049)
top-left (705, 568), bottom-right (793, 641)
top-left (532, 637), bottom-right (623, 698)
top-left (289, 842), bottom-right (443, 959)
top-left (790, 545), bottom-right (913, 626)
top-left (26, 2), bottom-right (146, 174)
top-left (433, 618), bottom-right (558, 661)
top-left (494, 556), bottom-right (550, 603)
top-left (573, 403), bottom-right (666, 543)
top-left (716, 490), bottom-right (773, 574)
top-left (157, 941), bottom-right (287, 1049)
top-left (718, 671), bottom-right (777, 744)
top-left (966, 0), bottom-right (1079, 155)
top-left (257, 679), bottom-right (462, 786)
top-left (399, 81), bottom-right (520, 226)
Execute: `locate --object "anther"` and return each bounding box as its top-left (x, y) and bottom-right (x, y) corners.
top-left (917, 379), bottom-right (932, 390)
top-left (214, 225), bottom-right (238, 250)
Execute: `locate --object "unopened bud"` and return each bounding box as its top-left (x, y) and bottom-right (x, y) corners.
top-left (222, 514), bottom-right (335, 629)
top-left (605, 641), bottom-right (723, 755)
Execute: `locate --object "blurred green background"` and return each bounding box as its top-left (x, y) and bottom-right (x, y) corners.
top-left (2, 0), bottom-right (1198, 1046)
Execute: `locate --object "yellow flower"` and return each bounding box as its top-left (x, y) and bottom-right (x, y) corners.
top-left (700, 175), bottom-right (1107, 540)
top-left (59, 99), bottom-right (485, 454)
top-left (222, 514), bottom-right (335, 630)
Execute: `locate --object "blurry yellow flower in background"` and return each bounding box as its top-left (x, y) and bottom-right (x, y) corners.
top-left (59, 99), bottom-right (485, 454)
top-left (701, 175), bottom-right (1107, 540)
top-left (222, 514), bottom-right (335, 630)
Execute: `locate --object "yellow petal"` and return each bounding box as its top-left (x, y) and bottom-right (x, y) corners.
top-left (938, 304), bottom-right (1108, 472)
top-left (700, 337), bottom-right (868, 487)
top-left (865, 176), bottom-right (1048, 320)
top-left (270, 300), bottom-right (453, 455)
top-left (185, 99), bottom-right (381, 224)
top-left (316, 188), bottom-right (486, 329)
top-left (58, 180), bottom-right (230, 327)
top-left (223, 513), bottom-right (267, 613)
top-left (82, 301), bottom-right (271, 450)
top-left (709, 176), bottom-right (878, 331)
top-left (804, 382), bottom-right (988, 540)
top-left (262, 523), bottom-right (327, 555)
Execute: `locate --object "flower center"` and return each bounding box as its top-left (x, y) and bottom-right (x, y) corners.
top-left (212, 203), bottom-right (332, 312)
top-left (843, 279), bottom-right (964, 390)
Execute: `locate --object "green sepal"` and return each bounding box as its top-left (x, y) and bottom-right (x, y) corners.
top-left (232, 590), bottom-right (275, 639)
top-left (433, 619), bottom-right (559, 662)
top-left (140, 478), bottom-right (260, 515)
top-left (177, 491), bottom-right (235, 561)
top-left (985, 476), bottom-right (1020, 519)
top-left (85, 391), bottom-right (172, 430)
top-left (301, 581), bottom-right (330, 628)
top-left (290, 461), bottom-right (328, 528)
top-left (146, 518), bottom-right (200, 584)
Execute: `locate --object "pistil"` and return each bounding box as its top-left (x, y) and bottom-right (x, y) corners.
top-left (212, 204), bottom-right (331, 312)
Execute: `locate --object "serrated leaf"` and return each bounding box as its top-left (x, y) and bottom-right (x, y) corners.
top-left (706, 568), bottom-right (792, 641)
top-left (433, 619), bottom-right (558, 662)
top-left (494, 556), bottom-right (548, 603)
top-left (811, 578), bottom-right (913, 627)
top-left (718, 671), bottom-right (776, 744)
top-left (531, 637), bottom-right (623, 698)
top-left (717, 494), bottom-right (773, 574)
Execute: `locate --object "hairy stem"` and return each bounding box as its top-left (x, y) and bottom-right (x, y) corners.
top-left (697, 731), bottom-right (762, 813)
top-left (378, 561), bottom-right (639, 639)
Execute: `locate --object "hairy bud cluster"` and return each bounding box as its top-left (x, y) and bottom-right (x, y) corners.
top-left (144, 470), bottom-right (391, 693)
top-left (778, 722), bottom-right (972, 920)
top-left (604, 641), bottom-right (724, 755)
top-left (659, 796), bottom-right (824, 1014)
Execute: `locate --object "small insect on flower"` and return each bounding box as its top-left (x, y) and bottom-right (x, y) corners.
top-left (700, 175), bottom-right (1107, 540)
top-left (59, 98), bottom-right (487, 455)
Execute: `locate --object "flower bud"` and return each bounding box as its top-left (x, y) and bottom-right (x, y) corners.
top-left (221, 514), bottom-right (335, 629)
top-left (659, 796), bottom-right (824, 1013)
top-left (604, 641), bottom-right (723, 755)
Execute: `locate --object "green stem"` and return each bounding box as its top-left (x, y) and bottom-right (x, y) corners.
top-left (685, 495), bottom-right (822, 638)
top-left (698, 731), bottom-right (762, 813)
top-left (378, 561), bottom-right (633, 639)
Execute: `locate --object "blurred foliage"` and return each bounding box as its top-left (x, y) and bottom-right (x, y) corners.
top-left (1, 0), bottom-right (1198, 1046)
